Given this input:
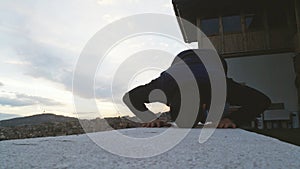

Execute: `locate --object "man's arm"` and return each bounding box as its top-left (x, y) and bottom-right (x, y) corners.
top-left (122, 91), bottom-right (157, 122)
top-left (122, 73), bottom-right (173, 123)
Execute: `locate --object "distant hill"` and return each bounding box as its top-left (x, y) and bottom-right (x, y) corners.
top-left (0, 114), bottom-right (78, 127)
top-left (0, 114), bottom-right (140, 141)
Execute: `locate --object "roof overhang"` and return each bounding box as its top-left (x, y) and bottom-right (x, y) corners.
top-left (172, 0), bottom-right (294, 43)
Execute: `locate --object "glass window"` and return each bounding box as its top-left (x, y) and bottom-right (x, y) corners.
top-left (245, 16), bottom-right (253, 28)
top-left (200, 18), bottom-right (219, 36)
top-left (222, 15), bottom-right (242, 33)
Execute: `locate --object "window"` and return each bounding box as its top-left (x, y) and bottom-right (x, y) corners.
top-left (200, 18), bottom-right (219, 36)
top-left (245, 16), bottom-right (254, 28)
top-left (222, 15), bottom-right (242, 33)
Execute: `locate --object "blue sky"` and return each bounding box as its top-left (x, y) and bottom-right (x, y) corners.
top-left (0, 0), bottom-right (198, 120)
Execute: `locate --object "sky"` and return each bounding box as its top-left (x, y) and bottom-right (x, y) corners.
top-left (0, 0), bottom-right (199, 120)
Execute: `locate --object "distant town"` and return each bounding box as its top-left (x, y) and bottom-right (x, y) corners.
top-left (0, 113), bottom-right (170, 141)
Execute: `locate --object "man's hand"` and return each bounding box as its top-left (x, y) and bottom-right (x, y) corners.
top-left (142, 119), bottom-right (171, 128)
top-left (217, 118), bottom-right (237, 128)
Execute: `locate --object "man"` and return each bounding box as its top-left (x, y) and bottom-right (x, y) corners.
top-left (123, 49), bottom-right (271, 128)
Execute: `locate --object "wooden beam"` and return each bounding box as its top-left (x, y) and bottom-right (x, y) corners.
top-left (293, 53), bottom-right (300, 106)
top-left (286, 8), bottom-right (293, 32)
top-left (295, 0), bottom-right (300, 34)
top-left (295, 0), bottom-right (300, 52)
top-left (262, 9), bottom-right (271, 50)
top-left (219, 16), bottom-right (225, 54)
top-left (196, 18), bottom-right (202, 49)
top-left (221, 48), bottom-right (294, 58)
top-left (293, 0), bottom-right (300, 106)
top-left (241, 11), bottom-right (248, 51)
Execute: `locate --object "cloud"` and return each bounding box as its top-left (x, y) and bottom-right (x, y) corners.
top-left (0, 113), bottom-right (20, 121)
top-left (4, 60), bottom-right (30, 65)
top-left (6, 33), bottom-right (75, 95)
top-left (20, 39), bottom-right (73, 87)
top-left (0, 82), bottom-right (3, 86)
top-left (16, 93), bottom-right (63, 106)
top-left (0, 1), bottom-right (78, 95)
top-left (0, 93), bottom-right (63, 107)
top-left (0, 97), bottom-right (32, 107)
top-left (0, 0), bottom-right (176, 102)
top-left (96, 0), bottom-right (140, 6)
top-left (96, 0), bottom-right (117, 5)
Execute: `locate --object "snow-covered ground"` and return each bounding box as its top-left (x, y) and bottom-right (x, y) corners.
top-left (1, 128), bottom-right (300, 169)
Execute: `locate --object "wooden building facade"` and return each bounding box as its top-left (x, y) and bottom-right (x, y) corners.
top-left (173, 0), bottom-right (300, 57)
top-left (172, 0), bottom-right (300, 128)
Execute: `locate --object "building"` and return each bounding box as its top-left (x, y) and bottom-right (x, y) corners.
top-left (172, 0), bottom-right (300, 128)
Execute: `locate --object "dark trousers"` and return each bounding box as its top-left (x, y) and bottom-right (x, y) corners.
top-left (169, 78), bottom-right (271, 127)
top-left (226, 78), bottom-right (271, 125)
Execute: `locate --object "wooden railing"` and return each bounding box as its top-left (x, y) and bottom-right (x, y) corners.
top-left (203, 28), bottom-right (296, 57)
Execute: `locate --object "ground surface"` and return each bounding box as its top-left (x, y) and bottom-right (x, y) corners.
top-left (1, 128), bottom-right (299, 169)
top-left (246, 128), bottom-right (300, 146)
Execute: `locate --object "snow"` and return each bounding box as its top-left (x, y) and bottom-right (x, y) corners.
top-left (1, 128), bottom-right (300, 169)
